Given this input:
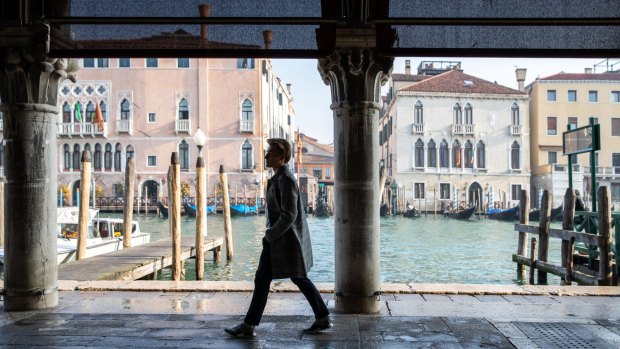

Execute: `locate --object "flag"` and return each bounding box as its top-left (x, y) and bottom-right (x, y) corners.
top-left (94, 102), bottom-right (105, 131)
top-left (74, 101), bottom-right (82, 122)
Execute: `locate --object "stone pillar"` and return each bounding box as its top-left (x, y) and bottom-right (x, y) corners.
top-left (0, 26), bottom-right (79, 311)
top-left (318, 48), bottom-right (393, 313)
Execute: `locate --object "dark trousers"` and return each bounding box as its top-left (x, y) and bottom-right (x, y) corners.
top-left (244, 242), bottom-right (329, 326)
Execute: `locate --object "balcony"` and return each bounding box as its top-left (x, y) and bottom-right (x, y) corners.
top-left (58, 122), bottom-right (107, 137)
top-left (583, 166), bottom-right (620, 179)
top-left (176, 119), bottom-right (191, 133)
top-left (240, 119), bottom-right (254, 133)
top-left (116, 119), bottom-right (132, 134)
top-left (452, 123), bottom-right (475, 135)
top-left (412, 123), bottom-right (424, 134)
top-left (510, 124), bottom-right (522, 135)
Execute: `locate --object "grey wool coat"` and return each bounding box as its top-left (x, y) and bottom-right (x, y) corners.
top-left (264, 165), bottom-right (313, 279)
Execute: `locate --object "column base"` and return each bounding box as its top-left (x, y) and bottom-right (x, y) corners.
top-left (3, 290), bottom-right (58, 311)
top-left (334, 294), bottom-right (381, 314)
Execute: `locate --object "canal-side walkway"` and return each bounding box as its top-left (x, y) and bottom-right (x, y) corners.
top-left (2, 280), bottom-right (620, 348)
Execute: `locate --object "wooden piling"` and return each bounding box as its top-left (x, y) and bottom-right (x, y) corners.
top-left (516, 189), bottom-right (530, 280)
top-left (122, 156), bottom-right (135, 249)
top-left (598, 186), bottom-right (613, 286)
top-left (144, 186), bottom-right (149, 215)
top-left (195, 155), bottom-right (206, 280)
top-left (170, 152), bottom-right (182, 281)
top-left (537, 190), bottom-right (551, 284)
top-left (561, 188), bottom-right (576, 285)
top-left (220, 165), bottom-right (234, 260)
top-left (433, 188), bottom-right (437, 219)
top-left (529, 237), bottom-right (537, 285)
top-left (77, 150), bottom-right (92, 260)
top-left (0, 182), bottom-right (4, 247)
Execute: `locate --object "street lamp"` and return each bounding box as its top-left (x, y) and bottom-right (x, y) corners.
top-left (193, 127), bottom-right (207, 280)
top-left (193, 127), bottom-right (207, 156)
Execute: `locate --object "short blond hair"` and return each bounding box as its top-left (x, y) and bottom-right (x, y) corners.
top-left (267, 138), bottom-right (292, 163)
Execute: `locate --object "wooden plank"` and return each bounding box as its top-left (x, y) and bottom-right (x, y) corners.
top-left (548, 228), bottom-right (601, 246)
top-left (513, 254), bottom-right (598, 286)
top-left (514, 224), bottom-right (540, 235)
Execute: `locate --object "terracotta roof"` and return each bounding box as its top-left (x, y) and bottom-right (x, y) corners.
top-left (538, 72), bottom-right (620, 81)
top-left (399, 70), bottom-right (525, 95)
top-left (298, 133), bottom-right (334, 155)
top-left (391, 73), bottom-right (431, 82)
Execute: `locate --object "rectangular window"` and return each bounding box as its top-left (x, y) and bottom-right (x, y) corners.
top-left (83, 58), bottom-right (95, 68)
top-left (414, 183), bottom-right (425, 199)
top-left (148, 113), bottom-right (156, 123)
top-left (325, 167), bottom-right (331, 179)
top-left (237, 58), bottom-right (255, 69)
top-left (511, 184), bottom-right (522, 201)
top-left (592, 117), bottom-right (599, 125)
top-left (568, 90), bottom-right (577, 102)
top-left (612, 153), bottom-right (620, 167)
top-left (147, 156), bottom-right (157, 167)
top-left (570, 154), bottom-right (578, 165)
top-left (97, 58), bottom-right (109, 68)
top-left (589, 90), bottom-right (598, 102)
top-left (119, 58), bottom-right (130, 68)
top-left (547, 90), bottom-right (556, 101)
top-left (612, 118), bottom-right (620, 136)
top-left (612, 91), bottom-right (620, 103)
top-left (313, 167), bottom-right (322, 179)
top-left (177, 58), bottom-right (190, 68)
top-left (548, 151), bottom-right (557, 164)
top-left (146, 58), bottom-right (158, 68)
top-left (439, 183), bottom-right (450, 200)
top-left (568, 117), bottom-right (578, 130)
top-left (612, 183), bottom-right (620, 200)
top-left (547, 116), bottom-right (557, 135)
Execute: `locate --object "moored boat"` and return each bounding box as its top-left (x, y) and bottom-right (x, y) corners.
top-left (403, 208), bottom-right (421, 218)
top-left (444, 205), bottom-right (477, 220)
top-left (157, 201), bottom-right (168, 218)
top-left (528, 204), bottom-right (563, 222)
top-left (487, 205), bottom-right (520, 221)
top-left (230, 203), bottom-right (258, 215)
top-left (184, 202), bottom-right (196, 217)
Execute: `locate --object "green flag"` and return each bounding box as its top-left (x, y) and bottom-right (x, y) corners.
top-left (74, 102), bottom-right (82, 122)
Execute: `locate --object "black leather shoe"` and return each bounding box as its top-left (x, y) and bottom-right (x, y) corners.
top-left (302, 315), bottom-right (333, 334)
top-left (225, 323), bottom-right (256, 338)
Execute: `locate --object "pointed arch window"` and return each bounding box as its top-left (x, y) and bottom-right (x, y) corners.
top-left (511, 103), bottom-right (520, 125)
top-left (414, 101), bottom-right (424, 124)
top-left (99, 101), bottom-right (107, 121)
top-left (120, 99), bottom-right (131, 120)
top-left (464, 103), bottom-right (473, 124)
top-left (439, 140), bottom-right (449, 168)
top-left (241, 99), bottom-right (254, 132)
top-left (73, 144), bottom-right (81, 170)
top-left (86, 102), bottom-right (95, 123)
top-left (464, 140), bottom-right (473, 168)
top-left (241, 140), bottom-right (253, 170)
top-left (126, 145), bottom-right (134, 160)
top-left (104, 143), bottom-right (112, 170)
top-left (414, 139), bottom-right (425, 168)
top-left (63, 144), bottom-right (71, 170)
top-left (511, 141), bottom-right (520, 169)
top-left (179, 140), bottom-right (190, 170)
top-left (476, 141), bottom-right (486, 169)
top-left (452, 140), bottom-right (461, 168)
top-left (178, 98), bottom-right (189, 120)
top-left (94, 144), bottom-right (102, 170)
top-left (62, 102), bottom-right (72, 123)
top-left (74, 102), bottom-right (83, 123)
top-left (114, 143), bottom-right (122, 171)
top-left (427, 139), bottom-right (437, 168)
top-left (453, 103), bottom-right (462, 124)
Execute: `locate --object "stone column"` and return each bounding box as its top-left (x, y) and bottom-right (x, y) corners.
top-left (0, 27), bottom-right (79, 311)
top-left (319, 48), bottom-right (393, 313)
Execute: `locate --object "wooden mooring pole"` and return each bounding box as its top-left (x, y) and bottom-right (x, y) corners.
top-left (529, 237), bottom-right (537, 285)
top-left (433, 188), bottom-right (437, 219)
top-left (598, 186), bottom-right (613, 286)
top-left (0, 182), bottom-right (4, 247)
top-left (170, 153), bottom-right (182, 281)
top-left (561, 188), bottom-right (576, 285)
top-left (537, 190), bottom-right (551, 284)
top-left (220, 165), bottom-right (234, 260)
top-left (122, 156), bottom-right (135, 248)
top-left (195, 154), bottom-right (206, 280)
top-left (516, 189), bottom-right (530, 280)
top-left (77, 150), bottom-right (92, 260)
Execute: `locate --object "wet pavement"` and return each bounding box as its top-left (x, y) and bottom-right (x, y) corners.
top-left (2, 281), bottom-right (620, 348)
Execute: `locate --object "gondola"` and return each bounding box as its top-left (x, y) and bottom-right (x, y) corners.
top-left (528, 204), bottom-right (563, 222)
top-left (183, 202), bottom-right (196, 218)
top-left (487, 204), bottom-right (519, 221)
top-left (157, 201), bottom-right (168, 218)
top-left (230, 204), bottom-right (258, 215)
top-left (444, 204), bottom-right (477, 220)
top-left (403, 208), bottom-right (421, 218)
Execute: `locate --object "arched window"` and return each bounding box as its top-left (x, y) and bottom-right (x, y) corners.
top-left (62, 102), bottom-right (72, 123)
top-left (178, 98), bottom-right (189, 120)
top-left (464, 103), bottom-right (473, 124)
top-left (439, 140), bottom-right (449, 168)
top-left (427, 139), bottom-right (437, 168)
top-left (84, 143), bottom-right (91, 155)
top-left (242, 99), bottom-right (253, 121)
top-left (179, 140), bottom-right (189, 170)
top-left (94, 144), bottom-right (102, 170)
top-left (86, 102), bottom-right (95, 123)
top-left (104, 143), bottom-right (112, 170)
top-left (511, 141), bottom-right (520, 169)
top-left (452, 140), bottom-right (461, 168)
top-left (511, 103), bottom-right (520, 125)
top-left (453, 103), bottom-right (462, 124)
top-left (63, 144), bottom-right (71, 170)
top-left (99, 101), bottom-right (107, 121)
top-left (73, 144), bottom-right (81, 170)
top-left (241, 140), bottom-right (253, 170)
top-left (464, 140), bottom-right (473, 168)
top-left (476, 141), bottom-right (486, 169)
top-left (120, 99), bottom-right (131, 120)
top-left (414, 100), bottom-right (423, 124)
top-left (126, 145), bottom-right (134, 160)
top-left (414, 139), bottom-right (424, 168)
top-left (114, 143), bottom-right (122, 171)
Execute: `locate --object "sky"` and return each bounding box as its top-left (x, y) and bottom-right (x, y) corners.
top-left (272, 57), bottom-right (616, 145)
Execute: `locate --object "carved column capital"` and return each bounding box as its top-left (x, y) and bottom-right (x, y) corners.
top-left (318, 47), bottom-right (393, 106)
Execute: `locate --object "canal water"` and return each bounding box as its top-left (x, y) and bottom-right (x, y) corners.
top-left (0, 213), bottom-right (563, 284)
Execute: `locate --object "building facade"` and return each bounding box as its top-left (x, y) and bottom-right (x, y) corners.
top-left (527, 69), bottom-right (620, 207)
top-left (381, 63), bottom-right (530, 212)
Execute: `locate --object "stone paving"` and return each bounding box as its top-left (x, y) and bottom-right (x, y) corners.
top-left (1, 281), bottom-right (620, 348)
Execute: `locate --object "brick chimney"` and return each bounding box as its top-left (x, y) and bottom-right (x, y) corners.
top-left (515, 68), bottom-right (527, 92)
top-left (286, 83), bottom-right (291, 94)
top-left (262, 30), bottom-right (273, 49)
top-left (405, 60), bottom-right (411, 76)
top-left (585, 67), bottom-right (593, 74)
top-left (198, 4), bottom-right (211, 41)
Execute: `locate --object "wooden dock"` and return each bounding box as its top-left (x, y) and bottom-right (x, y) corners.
top-left (58, 237), bottom-right (223, 281)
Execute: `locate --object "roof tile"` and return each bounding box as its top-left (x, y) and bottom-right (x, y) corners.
top-left (399, 70), bottom-right (525, 95)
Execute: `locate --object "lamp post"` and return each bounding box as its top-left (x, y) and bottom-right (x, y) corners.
top-left (193, 128), bottom-right (207, 280)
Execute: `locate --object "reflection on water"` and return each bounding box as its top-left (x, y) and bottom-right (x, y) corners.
top-left (0, 213), bottom-right (563, 284)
